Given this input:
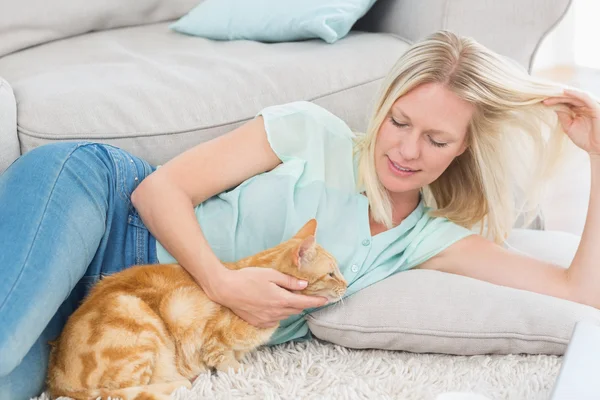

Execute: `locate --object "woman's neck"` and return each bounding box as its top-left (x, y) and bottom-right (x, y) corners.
top-left (388, 190), bottom-right (421, 225)
top-left (368, 190), bottom-right (421, 235)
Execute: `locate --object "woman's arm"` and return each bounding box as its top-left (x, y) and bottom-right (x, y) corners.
top-left (568, 154), bottom-right (600, 307)
top-left (419, 88), bottom-right (600, 309)
top-left (132, 117), bottom-right (280, 287)
top-left (132, 116), bottom-right (328, 327)
top-left (417, 233), bottom-right (577, 303)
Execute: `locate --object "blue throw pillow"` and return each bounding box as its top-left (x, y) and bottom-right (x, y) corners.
top-left (170, 0), bottom-right (378, 44)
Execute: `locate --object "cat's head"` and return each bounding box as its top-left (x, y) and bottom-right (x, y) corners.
top-left (279, 219), bottom-right (347, 304)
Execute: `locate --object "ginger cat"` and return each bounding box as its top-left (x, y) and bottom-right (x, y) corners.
top-left (46, 219), bottom-right (347, 400)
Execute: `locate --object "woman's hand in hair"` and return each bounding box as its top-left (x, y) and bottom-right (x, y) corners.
top-left (543, 88), bottom-right (600, 158)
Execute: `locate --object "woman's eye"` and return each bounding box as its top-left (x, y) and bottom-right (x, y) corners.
top-left (390, 118), bottom-right (408, 128)
top-left (428, 136), bottom-right (448, 148)
top-left (390, 116), bottom-right (448, 147)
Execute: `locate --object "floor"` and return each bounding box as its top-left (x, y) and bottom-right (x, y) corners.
top-left (531, 65), bottom-right (600, 236)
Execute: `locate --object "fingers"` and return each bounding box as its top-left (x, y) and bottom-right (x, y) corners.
top-left (280, 291), bottom-right (328, 309)
top-left (268, 270), bottom-right (309, 291)
top-left (543, 88), bottom-right (599, 115)
top-left (555, 110), bottom-right (574, 131)
top-left (543, 96), bottom-right (586, 107)
top-left (564, 88), bottom-right (600, 108)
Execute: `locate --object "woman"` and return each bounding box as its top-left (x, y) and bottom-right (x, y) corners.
top-left (1, 31), bottom-right (599, 399)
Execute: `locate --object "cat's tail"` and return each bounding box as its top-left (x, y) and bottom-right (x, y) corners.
top-left (49, 380), bottom-right (192, 400)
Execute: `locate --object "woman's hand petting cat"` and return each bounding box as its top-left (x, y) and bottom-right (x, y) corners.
top-left (204, 266), bottom-right (328, 328)
top-left (543, 88), bottom-right (600, 157)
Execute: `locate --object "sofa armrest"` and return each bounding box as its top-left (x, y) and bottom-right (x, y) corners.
top-left (0, 77), bottom-right (19, 174)
top-left (356, 0), bottom-right (572, 72)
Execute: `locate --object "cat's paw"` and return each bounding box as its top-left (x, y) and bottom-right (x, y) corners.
top-left (234, 350), bottom-right (247, 362)
top-left (177, 379), bottom-right (193, 390)
top-left (216, 358), bottom-right (241, 373)
top-left (194, 362), bottom-right (210, 374)
top-left (190, 362), bottom-right (211, 382)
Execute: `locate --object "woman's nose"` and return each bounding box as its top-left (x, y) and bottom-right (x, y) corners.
top-left (398, 133), bottom-right (420, 160)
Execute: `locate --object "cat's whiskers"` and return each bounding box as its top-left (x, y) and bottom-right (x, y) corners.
top-left (327, 293), bottom-right (345, 311)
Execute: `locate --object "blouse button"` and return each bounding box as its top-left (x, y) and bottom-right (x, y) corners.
top-left (350, 264), bottom-right (359, 273)
top-left (362, 239), bottom-right (371, 246)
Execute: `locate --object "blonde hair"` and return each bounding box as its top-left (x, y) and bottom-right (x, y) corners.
top-left (354, 30), bottom-right (571, 243)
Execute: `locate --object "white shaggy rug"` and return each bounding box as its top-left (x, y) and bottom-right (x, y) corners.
top-left (36, 339), bottom-right (562, 400)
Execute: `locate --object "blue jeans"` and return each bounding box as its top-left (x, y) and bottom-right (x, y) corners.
top-left (0, 141), bottom-right (159, 400)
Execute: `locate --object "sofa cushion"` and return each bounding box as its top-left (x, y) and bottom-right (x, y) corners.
top-left (0, 22), bottom-right (409, 166)
top-left (0, 0), bottom-right (200, 57)
top-left (307, 229), bottom-right (600, 355)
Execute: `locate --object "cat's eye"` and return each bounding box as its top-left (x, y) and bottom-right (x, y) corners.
top-left (328, 272), bottom-right (335, 278)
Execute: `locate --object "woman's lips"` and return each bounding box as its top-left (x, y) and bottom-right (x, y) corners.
top-left (387, 157), bottom-right (420, 177)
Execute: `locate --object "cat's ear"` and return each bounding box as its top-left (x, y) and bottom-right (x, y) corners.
top-left (294, 236), bottom-right (317, 268)
top-left (293, 219), bottom-right (317, 240)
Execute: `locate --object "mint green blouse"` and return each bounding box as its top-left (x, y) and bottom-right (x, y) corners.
top-left (156, 101), bottom-right (474, 345)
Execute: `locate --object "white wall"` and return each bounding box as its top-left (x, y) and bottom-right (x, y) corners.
top-left (574, 0), bottom-right (600, 68)
top-left (532, 0), bottom-right (600, 71)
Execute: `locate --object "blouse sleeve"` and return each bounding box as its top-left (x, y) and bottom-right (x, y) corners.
top-left (256, 101), bottom-right (356, 190)
top-left (403, 216), bottom-right (476, 268)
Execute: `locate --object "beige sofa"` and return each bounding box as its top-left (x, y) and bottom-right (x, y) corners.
top-left (0, 0), bottom-right (571, 176)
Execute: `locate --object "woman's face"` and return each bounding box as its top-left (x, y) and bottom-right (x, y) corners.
top-left (374, 82), bottom-right (475, 200)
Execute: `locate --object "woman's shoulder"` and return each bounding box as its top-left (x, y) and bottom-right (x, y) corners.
top-left (404, 208), bottom-right (476, 267)
top-left (256, 101), bottom-right (358, 189)
top-left (257, 101), bottom-right (356, 141)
